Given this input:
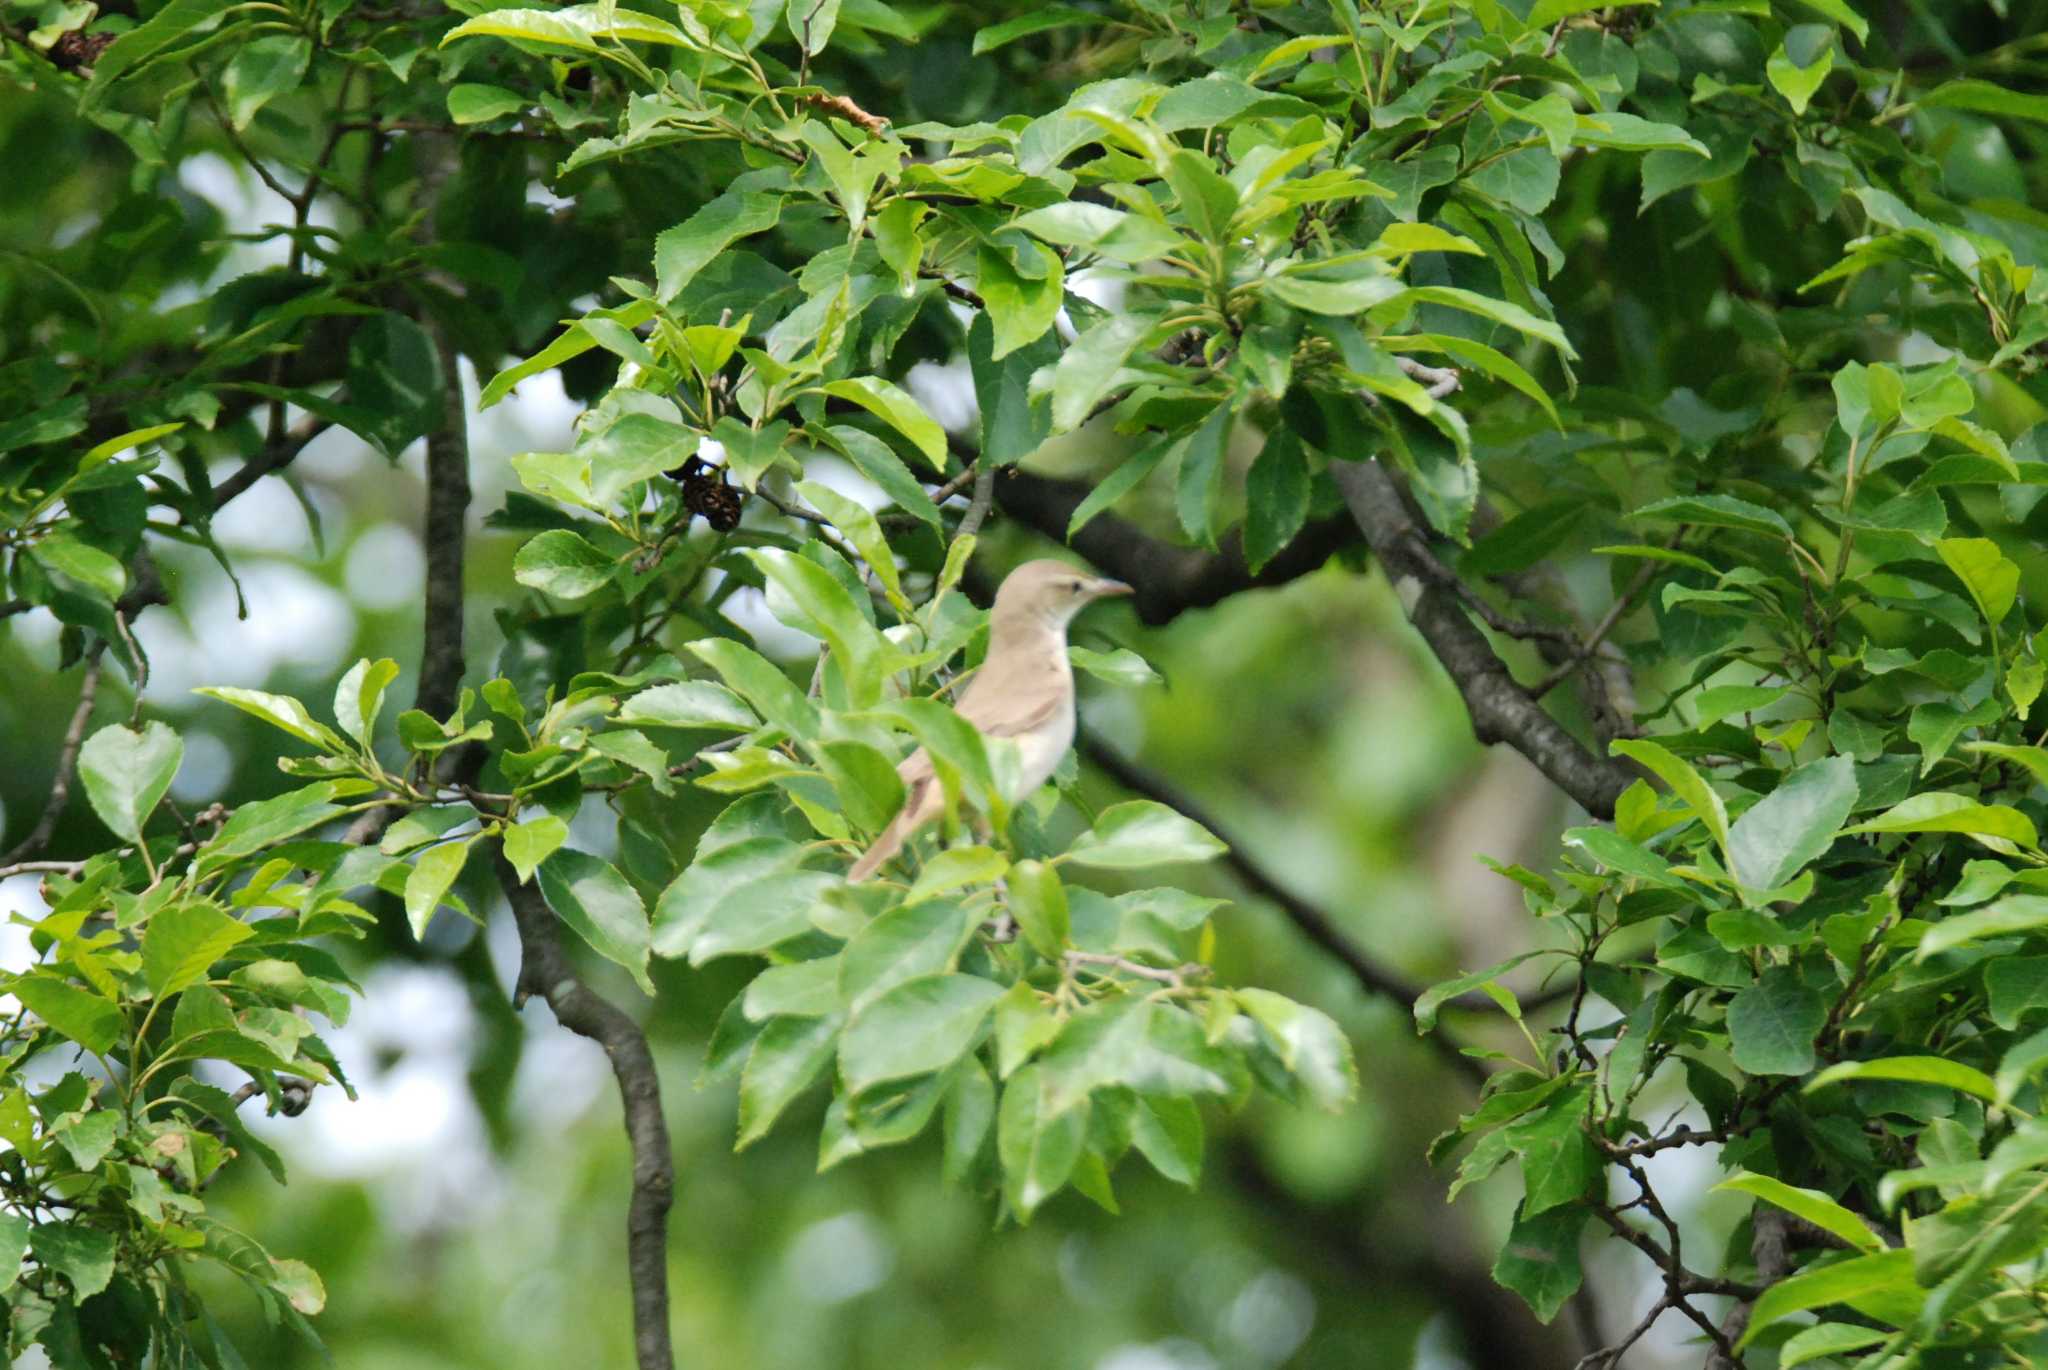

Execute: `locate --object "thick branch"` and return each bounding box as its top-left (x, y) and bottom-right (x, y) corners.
top-left (1706, 1208), bottom-right (1791, 1370)
top-left (1330, 459), bottom-right (1633, 819)
top-left (496, 856), bottom-right (675, 1370)
top-left (993, 467), bottom-right (1356, 626)
top-left (415, 317), bottom-right (470, 722)
top-left (1078, 732), bottom-right (1488, 1084)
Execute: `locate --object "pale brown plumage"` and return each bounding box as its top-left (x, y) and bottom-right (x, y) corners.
top-left (847, 560), bottom-right (1132, 882)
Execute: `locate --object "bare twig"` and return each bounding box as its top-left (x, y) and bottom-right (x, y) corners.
top-left (496, 855), bottom-right (675, 1370)
top-left (955, 460), bottom-right (998, 540)
top-left (206, 417), bottom-right (332, 512)
top-left (804, 90), bottom-right (888, 135)
top-left (1527, 554), bottom-right (1660, 700)
top-left (2, 644), bottom-right (105, 865)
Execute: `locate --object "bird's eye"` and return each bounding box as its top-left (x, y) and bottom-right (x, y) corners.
top-left (1068, 580), bottom-right (1084, 592)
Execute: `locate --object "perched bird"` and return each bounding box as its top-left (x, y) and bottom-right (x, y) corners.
top-left (847, 559), bottom-right (1133, 882)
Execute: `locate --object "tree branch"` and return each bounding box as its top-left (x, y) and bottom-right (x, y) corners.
top-left (495, 855), bottom-right (675, 1370)
top-left (993, 466), bottom-right (1357, 626)
top-left (1, 643), bottom-right (105, 864)
top-left (1078, 732), bottom-right (1490, 1083)
top-left (1330, 459), bottom-right (1634, 819)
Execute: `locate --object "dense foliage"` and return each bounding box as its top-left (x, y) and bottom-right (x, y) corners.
top-left (8, 0), bottom-right (2048, 1366)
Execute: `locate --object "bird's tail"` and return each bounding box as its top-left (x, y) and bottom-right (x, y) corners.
top-left (846, 776), bottom-right (936, 883)
top-left (847, 810), bottom-right (913, 883)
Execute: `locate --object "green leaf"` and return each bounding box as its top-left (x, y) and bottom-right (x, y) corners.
top-left (1064, 801), bottom-right (1226, 870)
top-left (1917, 78), bottom-right (2048, 125)
top-left (820, 377), bottom-right (947, 470)
top-left (839, 973), bottom-right (1004, 1094)
top-left (223, 35), bottom-right (309, 130)
top-left (971, 6), bottom-right (1102, 54)
top-left (196, 783), bottom-right (346, 874)
top-left (654, 191), bottom-right (783, 304)
top-left (904, 846), bottom-right (1008, 902)
top-left (1175, 403), bottom-right (1234, 549)
top-left (1012, 204), bottom-right (1186, 264)
top-left (142, 900), bottom-right (252, 997)
top-left (1506, 1083), bottom-right (1598, 1216)
top-left (1051, 313), bottom-right (1154, 432)
top-left (514, 528), bottom-right (615, 600)
top-left (1845, 793), bottom-right (2038, 849)
top-left (743, 956), bottom-right (842, 1021)
top-left (1740, 1250), bottom-right (1918, 1349)
top-left (0, 1211), bottom-right (27, 1293)
top-left (839, 898), bottom-right (977, 1012)
top-left (479, 301), bottom-right (655, 410)
top-left (1629, 493), bottom-right (1792, 538)
top-left (29, 1222), bottom-right (115, 1298)
top-left (193, 687), bottom-right (343, 751)
top-left (1006, 859), bottom-right (1069, 959)
top-left (77, 721), bottom-right (182, 845)
top-left (1609, 738), bottom-right (1730, 856)
top-left (737, 1013), bottom-right (841, 1148)
top-left (616, 681), bottom-right (756, 732)
top-left (11, 974), bottom-right (122, 1056)
top-left (30, 536), bottom-right (124, 601)
top-left (977, 242), bottom-right (1064, 359)
top-left (1783, 0), bottom-right (1868, 40)
top-left (404, 837), bottom-right (475, 942)
top-left (1234, 988), bottom-right (1356, 1110)
top-left (537, 849), bottom-right (653, 993)
top-left (785, 0), bottom-right (841, 53)
top-left (795, 480), bottom-right (906, 610)
top-left (998, 1064), bottom-right (1088, 1221)
top-left (1383, 286), bottom-right (1575, 357)
top-left (1243, 428), bottom-right (1311, 576)
top-left (1808, 1056), bottom-right (1998, 1104)
top-left (1717, 1172), bottom-right (1884, 1253)
top-left (1413, 952), bottom-right (1544, 1033)
top-left (1727, 967), bottom-right (1826, 1076)
top-left (1780, 1325), bottom-right (1890, 1370)
top-left (502, 816), bottom-right (568, 884)
top-left (1919, 895), bottom-right (2048, 957)
top-left (1727, 756), bottom-right (1857, 895)
top-left (1067, 647), bottom-right (1160, 688)
top-left (1491, 1203), bottom-right (1585, 1324)
top-left (745, 547), bottom-right (892, 707)
top-left (1037, 999), bottom-right (1238, 1116)
top-left (654, 837), bottom-right (835, 964)
top-left (334, 658), bottom-right (400, 752)
top-left (686, 639), bottom-right (819, 739)
top-left (442, 5), bottom-right (694, 53)
top-left (1767, 30), bottom-right (1835, 115)
top-left (347, 313), bottom-right (444, 456)
top-left (447, 82), bottom-right (526, 124)
top-left (1065, 433), bottom-right (1176, 538)
top-left (805, 741), bottom-right (897, 837)
top-left (1935, 537), bottom-right (2019, 626)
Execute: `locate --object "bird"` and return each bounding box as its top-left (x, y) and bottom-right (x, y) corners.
top-left (847, 559), bottom-right (1133, 882)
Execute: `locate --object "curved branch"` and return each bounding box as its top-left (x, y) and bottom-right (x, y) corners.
top-left (496, 855), bottom-right (675, 1370)
top-left (1, 643), bottom-right (104, 864)
top-left (993, 467), bottom-right (1357, 626)
top-left (1330, 459), bottom-right (1634, 819)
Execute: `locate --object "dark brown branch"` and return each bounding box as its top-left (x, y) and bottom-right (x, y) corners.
top-left (207, 417), bottom-right (332, 511)
top-left (415, 321), bottom-right (471, 722)
top-left (1078, 732), bottom-right (1490, 1083)
top-left (496, 854), bottom-right (675, 1370)
top-left (994, 466), bottom-right (1357, 626)
top-left (1706, 1208), bottom-right (1790, 1370)
top-left (1, 644), bottom-right (105, 864)
top-left (1330, 459), bottom-right (1633, 819)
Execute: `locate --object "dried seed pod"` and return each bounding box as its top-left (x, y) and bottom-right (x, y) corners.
top-left (668, 456), bottom-right (745, 532)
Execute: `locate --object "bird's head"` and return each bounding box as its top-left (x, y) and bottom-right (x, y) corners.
top-left (993, 559), bottom-right (1133, 630)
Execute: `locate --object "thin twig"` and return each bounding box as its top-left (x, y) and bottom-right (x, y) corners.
top-left (1065, 950), bottom-right (1207, 987)
top-left (2, 644), bottom-right (105, 865)
top-left (1529, 553), bottom-right (1660, 699)
top-left (955, 461), bottom-right (998, 540)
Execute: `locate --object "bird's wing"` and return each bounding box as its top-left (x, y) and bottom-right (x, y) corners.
top-left (954, 674), bottom-right (1065, 739)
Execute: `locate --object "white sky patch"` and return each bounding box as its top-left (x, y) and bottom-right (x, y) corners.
top-left (1097, 1341), bottom-right (1220, 1370)
top-left (344, 522), bottom-right (430, 612)
top-left (134, 562), bottom-right (357, 700)
top-left (168, 728), bottom-right (235, 802)
top-left (209, 464), bottom-right (317, 552)
top-left (904, 357), bottom-right (976, 432)
top-left (784, 1212), bottom-right (895, 1304)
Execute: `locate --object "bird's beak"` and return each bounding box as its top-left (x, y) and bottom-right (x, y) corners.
top-left (1091, 578), bottom-right (1134, 598)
